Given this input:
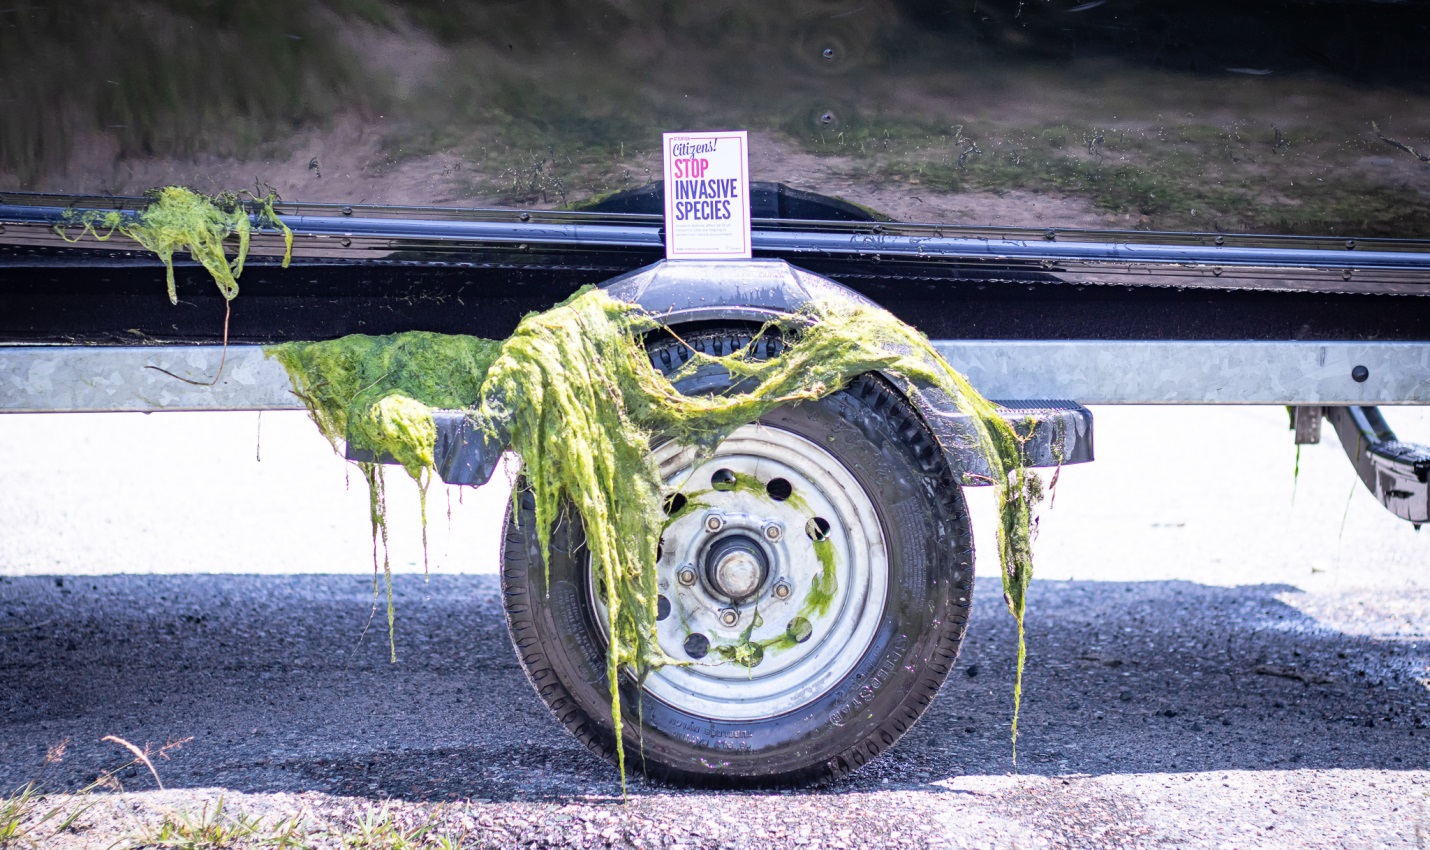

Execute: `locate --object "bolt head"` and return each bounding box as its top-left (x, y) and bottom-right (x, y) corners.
top-left (704, 514), bottom-right (724, 533)
top-left (677, 566), bottom-right (698, 586)
top-left (763, 522), bottom-right (783, 542)
top-left (719, 609), bottom-right (740, 627)
top-left (773, 582), bottom-right (792, 600)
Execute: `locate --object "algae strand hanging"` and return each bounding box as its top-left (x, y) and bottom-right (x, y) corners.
top-left (59, 186), bottom-right (293, 304)
top-left (58, 186), bottom-right (294, 385)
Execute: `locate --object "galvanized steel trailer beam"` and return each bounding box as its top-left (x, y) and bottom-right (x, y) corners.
top-left (930, 341), bottom-right (1430, 405)
top-left (5, 340), bottom-right (1429, 412)
top-left (0, 345), bottom-right (300, 413)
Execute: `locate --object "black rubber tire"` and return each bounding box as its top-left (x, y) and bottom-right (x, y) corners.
top-left (499, 328), bottom-right (975, 787)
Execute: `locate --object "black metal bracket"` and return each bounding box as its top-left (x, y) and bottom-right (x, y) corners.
top-left (1323, 406), bottom-right (1430, 526)
top-left (345, 410), bottom-right (508, 487)
top-left (916, 396), bottom-right (1093, 485)
top-left (345, 400), bottom-right (1088, 489)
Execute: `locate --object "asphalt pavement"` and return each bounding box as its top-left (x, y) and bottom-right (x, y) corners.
top-left (0, 406), bottom-right (1426, 848)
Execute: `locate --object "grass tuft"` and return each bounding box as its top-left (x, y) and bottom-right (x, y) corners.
top-left (137, 798), bottom-right (269, 849)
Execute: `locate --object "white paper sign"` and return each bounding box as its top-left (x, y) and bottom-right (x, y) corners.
top-left (662, 130), bottom-right (751, 259)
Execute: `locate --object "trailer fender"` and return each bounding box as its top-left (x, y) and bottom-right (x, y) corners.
top-left (389, 259), bottom-right (1093, 488)
top-left (599, 258), bottom-right (1094, 487)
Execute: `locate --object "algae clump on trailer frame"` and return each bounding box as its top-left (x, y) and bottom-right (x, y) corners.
top-left (58, 186), bottom-right (293, 304)
top-left (269, 285), bottom-right (1047, 783)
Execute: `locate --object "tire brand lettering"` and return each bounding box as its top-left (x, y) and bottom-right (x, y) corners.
top-left (894, 498), bottom-right (928, 603)
top-left (829, 634), bottom-right (909, 727)
top-left (553, 581), bottom-right (601, 679)
top-left (668, 719), bottom-right (751, 740)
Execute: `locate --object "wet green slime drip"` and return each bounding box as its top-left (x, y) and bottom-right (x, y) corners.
top-left (268, 288), bottom-right (1044, 783)
top-left (803, 538), bottom-right (839, 620)
top-left (269, 332), bottom-right (504, 662)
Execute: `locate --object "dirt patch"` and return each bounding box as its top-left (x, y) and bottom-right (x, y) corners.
top-left (752, 133), bottom-right (1111, 227)
top-left (12, 117), bottom-right (475, 207)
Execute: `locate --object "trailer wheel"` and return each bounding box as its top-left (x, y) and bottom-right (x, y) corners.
top-left (500, 328), bottom-right (974, 787)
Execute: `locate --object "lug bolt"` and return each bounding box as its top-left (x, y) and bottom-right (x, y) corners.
top-left (763, 522), bottom-right (783, 542)
top-left (677, 566), bottom-right (698, 586)
top-left (773, 581), bottom-right (792, 600)
top-left (704, 514), bottom-right (725, 533)
top-left (719, 608), bottom-right (740, 627)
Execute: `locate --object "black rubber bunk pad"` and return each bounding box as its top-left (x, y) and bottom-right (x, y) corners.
top-left (3, 253), bottom-right (1429, 345)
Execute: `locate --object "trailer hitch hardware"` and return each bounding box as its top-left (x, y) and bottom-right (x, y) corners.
top-left (1322, 405), bottom-right (1430, 524)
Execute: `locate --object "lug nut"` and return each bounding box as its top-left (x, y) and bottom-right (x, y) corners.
top-left (704, 514), bottom-right (725, 533)
top-left (772, 581), bottom-right (792, 600)
top-left (719, 608), bottom-right (740, 627)
top-left (677, 566), bottom-right (698, 586)
top-left (763, 522), bottom-right (783, 542)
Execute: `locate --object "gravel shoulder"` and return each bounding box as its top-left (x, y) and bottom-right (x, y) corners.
top-left (1, 406), bottom-right (1427, 848)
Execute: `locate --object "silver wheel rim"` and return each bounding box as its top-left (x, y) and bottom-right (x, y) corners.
top-left (591, 423), bottom-right (889, 721)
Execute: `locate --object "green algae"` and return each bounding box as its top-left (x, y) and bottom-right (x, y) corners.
top-left (269, 285), bottom-right (1042, 785)
top-left (712, 611), bottom-right (817, 670)
top-left (268, 332), bottom-right (504, 661)
top-left (712, 610), bottom-right (767, 672)
top-left (59, 187), bottom-right (293, 305)
top-left (661, 494), bottom-right (708, 527)
top-left (803, 538), bottom-right (839, 620)
top-left (719, 471), bottom-right (812, 512)
top-left (998, 460), bottom-right (1043, 762)
top-left (269, 332), bottom-right (502, 477)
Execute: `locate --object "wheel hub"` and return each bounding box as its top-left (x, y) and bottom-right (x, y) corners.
top-left (703, 534), bottom-right (768, 601)
top-left (590, 423), bottom-right (889, 722)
